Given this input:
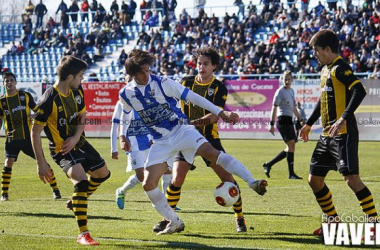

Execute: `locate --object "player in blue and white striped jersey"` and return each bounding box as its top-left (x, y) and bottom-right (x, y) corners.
top-left (110, 100), bottom-right (174, 210)
top-left (119, 50), bottom-right (268, 235)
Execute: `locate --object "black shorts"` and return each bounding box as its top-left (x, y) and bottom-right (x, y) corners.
top-left (5, 138), bottom-right (35, 162)
top-left (310, 134), bottom-right (359, 177)
top-left (51, 141), bottom-right (105, 173)
top-left (174, 138), bottom-right (225, 167)
top-left (277, 116), bottom-right (296, 142)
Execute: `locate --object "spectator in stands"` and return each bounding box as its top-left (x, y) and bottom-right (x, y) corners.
top-left (269, 32), bottom-right (280, 44)
top-left (81, 0), bottom-right (90, 22)
top-left (74, 37), bottom-right (86, 57)
top-left (111, 23), bottom-right (125, 39)
top-left (290, 4), bottom-right (299, 21)
top-left (57, 32), bottom-right (68, 47)
top-left (60, 10), bottom-right (69, 29)
top-left (118, 49), bottom-right (128, 66)
top-left (110, 0), bottom-right (119, 15)
top-left (127, 0), bottom-right (137, 21)
top-left (93, 44), bottom-right (104, 62)
top-left (45, 17), bottom-right (56, 32)
top-left (121, 1), bottom-right (129, 25)
top-left (84, 30), bottom-right (96, 47)
top-left (93, 10), bottom-right (104, 24)
top-left (327, 0), bottom-right (339, 11)
top-left (63, 39), bottom-right (76, 56)
top-left (16, 42), bottom-right (25, 54)
top-left (69, 0), bottom-right (80, 23)
top-left (161, 15), bottom-right (170, 31)
top-left (234, 0), bottom-right (245, 21)
top-left (145, 10), bottom-right (160, 27)
top-left (167, 0), bottom-right (177, 21)
top-left (297, 50), bottom-right (311, 70)
top-left (301, 0), bottom-right (309, 12)
top-left (89, 22), bottom-right (101, 36)
top-left (95, 30), bottom-right (108, 47)
top-left (8, 42), bottom-right (17, 55)
top-left (88, 72), bottom-right (99, 82)
top-left (90, 0), bottom-right (98, 21)
top-left (56, 0), bottom-right (68, 15)
top-left (35, 0), bottom-right (48, 28)
top-left (22, 0), bottom-right (34, 23)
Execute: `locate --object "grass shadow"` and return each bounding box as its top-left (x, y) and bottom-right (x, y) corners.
top-left (180, 210), bottom-right (310, 218)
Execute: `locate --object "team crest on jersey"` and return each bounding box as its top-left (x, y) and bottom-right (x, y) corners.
top-left (20, 95), bottom-right (25, 101)
top-left (132, 159), bottom-right (137, 165)
top-left (208, 88), bottom-right (215, 96)
top-left (75, 95), bottom-right (81, 105)
top-left (148, 89), bottom-right (155, 97)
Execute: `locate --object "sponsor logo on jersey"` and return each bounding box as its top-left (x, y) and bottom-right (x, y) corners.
top-left (75, 95), bottom-right (81, 105)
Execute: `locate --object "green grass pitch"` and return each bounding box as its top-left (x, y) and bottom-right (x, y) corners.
top-left (0, 138), bottom-right (379, 249)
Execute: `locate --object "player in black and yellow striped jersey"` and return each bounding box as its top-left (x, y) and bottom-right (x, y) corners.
top-left (31, 56), bottom-right (110, 246)
top-left (0, 72), bottom-right (61, 201)
top-left (153, 47), bottom-right (265, 233)
top-left (300, 30), bottom-right (378, 235)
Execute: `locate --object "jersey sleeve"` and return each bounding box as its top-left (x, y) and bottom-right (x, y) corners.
top-left (26, 92), bottom-right (38, 112)
top-left (34, 91), bottom-right (54, 126)
top-left (77, 85), bottom-right (86, 114)
top-left (273, 89), bottom-right (282, 106)
top-left (334, 65), bottom-right (361, 91)
top-left (214, 84), bottom-right (227, 109)
top-left (161, 77), bottom-right (189, 100)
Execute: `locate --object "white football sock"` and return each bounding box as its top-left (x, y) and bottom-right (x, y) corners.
top-left (120, 174), bottom-right (140, 194)
top-left (216, 152), bottom-right (256, 186)
top-left (161, 174), bottom-right (172, 194)
top-left (145, 188), bottom-right (178, 222)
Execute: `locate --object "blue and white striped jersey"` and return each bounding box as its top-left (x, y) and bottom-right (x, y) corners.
top-left (119, 74), bottom-right (190, 140)
top-left (110, 100), bottom-right (151, 153)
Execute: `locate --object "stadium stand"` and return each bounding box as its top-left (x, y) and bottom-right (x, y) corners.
top-left (0, 0), bottom-right (378, 82)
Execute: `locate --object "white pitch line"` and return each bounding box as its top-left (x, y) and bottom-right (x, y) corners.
top-left (0, 232), bottom-right (284, 250)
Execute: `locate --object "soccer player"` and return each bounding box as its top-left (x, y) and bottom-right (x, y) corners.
top-left (112, 100), bottom-right (174, 207)
top-left (0, 72), bottom-right (61, 201)
top-left (111, 75), bottom-right (175, 210)
top-left (119, 49), bottom-right (268, 235)
top-left (263, 70), bottom-right (304, 179)
top-left (153, 47), bottom-right (249, 233)
top-left (300, 29), bottom-right (378, 235)
top-left (31, 56), bottom-right (111, 245)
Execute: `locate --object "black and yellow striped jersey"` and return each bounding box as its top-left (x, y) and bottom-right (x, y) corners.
top-left (0, 90), bottom-right (37, 140)
top-left (320, 56), bottom-right (362, 136)
top-left (34, 85), bottom-right (87, 153)
top-left (181, 76), bottom-right (227, 139)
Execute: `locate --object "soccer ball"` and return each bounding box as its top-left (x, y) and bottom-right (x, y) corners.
top-left (214, 182), bottom-right (239, 207)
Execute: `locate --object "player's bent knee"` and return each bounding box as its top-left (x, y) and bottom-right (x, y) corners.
top-left (142, 181), bottom-right (156, 191)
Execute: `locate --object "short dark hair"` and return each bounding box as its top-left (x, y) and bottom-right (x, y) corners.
top-left (3, 72), bottom-right (16, 82)
top-left (193, 47), bottom-right (220, 71)
top-left (57, 56), bottom-right (88, 81)
top-left (124, 49), bottom-right (154, 76)
top-left (310, 29), bottom-right (340, 53)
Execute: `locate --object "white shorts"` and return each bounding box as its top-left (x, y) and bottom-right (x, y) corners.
top-left (145, 125), bottom-right (207, 168)
top-left (126, 148), bottom-right (150, 172)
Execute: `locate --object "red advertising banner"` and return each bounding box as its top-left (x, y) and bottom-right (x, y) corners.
top-left (219, 80), bottom-right (279, 139)
top-left (81, 82), bottom-right (123, 137)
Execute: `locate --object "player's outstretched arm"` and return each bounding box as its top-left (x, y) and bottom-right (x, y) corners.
top-left (31, 123), bottom-right (52, 184)
top-left (218, 111), bottom-right (239, 124)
